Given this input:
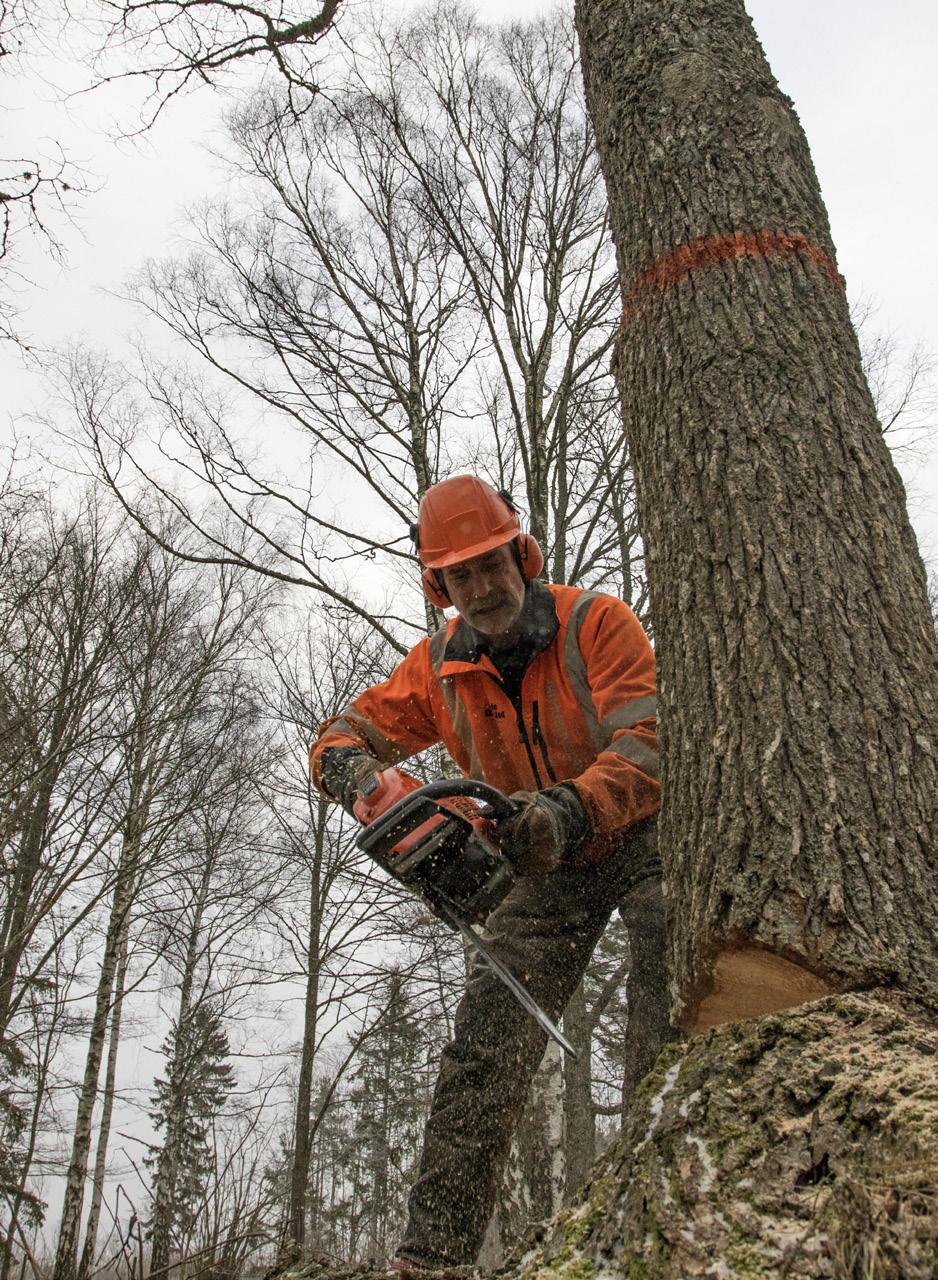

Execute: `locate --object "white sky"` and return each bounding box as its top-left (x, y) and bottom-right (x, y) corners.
top-left (3, 0), bottom-right (936, 568)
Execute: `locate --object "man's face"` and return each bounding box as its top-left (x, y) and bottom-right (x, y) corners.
top-left (442, 543), bottom-right (526, 638)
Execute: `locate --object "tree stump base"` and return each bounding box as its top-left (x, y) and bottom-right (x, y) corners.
top-left (507, 991), bottom-right (937, 1280)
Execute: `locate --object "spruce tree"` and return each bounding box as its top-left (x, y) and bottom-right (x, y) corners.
top-left (340, 976), bottom-right (427, 1262)
top-left (147, 1002), bottom-right (236, 1270)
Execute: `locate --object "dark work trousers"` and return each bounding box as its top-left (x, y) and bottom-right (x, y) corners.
top-left (397, 818), bottom-right (671, 1268)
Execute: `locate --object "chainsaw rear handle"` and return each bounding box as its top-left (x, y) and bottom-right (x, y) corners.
top-left (356, 778), bottom-right (516, 869)
top-left (401, 778), bottom-right (520, 821)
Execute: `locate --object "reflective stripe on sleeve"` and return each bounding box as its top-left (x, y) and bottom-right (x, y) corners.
top-left (607, 734), bottom-right (660, 779)
top-left (330, 709), bottom-right (409, 764)
top-left (563, 591), bottom-right (604, 753)
top-left (599, 695), bottom-right (657, 735)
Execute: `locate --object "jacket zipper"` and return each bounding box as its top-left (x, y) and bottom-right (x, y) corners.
top-left (511, 697), bottom-right (544, 790)
top-left (485, 670), bottom-right (544, 789)
top-left (531, 700), bottom-right (558, 784)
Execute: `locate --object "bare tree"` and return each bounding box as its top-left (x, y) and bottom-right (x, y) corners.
top-left (144, 736), bottom-right (281, 1280)
top-left (76, 5), bottom-right (643, 635)
top-left (852, 295), bottom-right (938, 458)
top-left (52, 541), bottom-right (277, 1280)
top-left (260, 609), bottom-right (395, 1251)
top-left (0, 939), bottom-right (84, 1280)
top-left (89, 0), bottom-right (344, 121)
top-left (362, 2), bottom-right (628, 582)
top-left (0, 0), bottom-right (343, 340)
top-left (0, 497), bottom-right (139, 1040)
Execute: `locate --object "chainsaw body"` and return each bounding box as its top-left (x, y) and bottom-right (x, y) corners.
top-left (352, 769), bottom-right (577, 1059)
top-left (353, 768), bottom-right (516, 923)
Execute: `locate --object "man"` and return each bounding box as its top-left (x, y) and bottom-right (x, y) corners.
top-left (309, 474), bottom-right (670, 1270)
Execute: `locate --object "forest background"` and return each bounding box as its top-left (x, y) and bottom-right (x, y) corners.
top-left (1, 1), bottom-right (936, 1279)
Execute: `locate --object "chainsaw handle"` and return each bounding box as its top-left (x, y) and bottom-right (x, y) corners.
top-left (403, 778), bottom-right (520, 821)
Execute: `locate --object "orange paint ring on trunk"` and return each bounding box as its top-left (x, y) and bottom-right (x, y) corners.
top-left (621, 230), bottom-right (845, 320)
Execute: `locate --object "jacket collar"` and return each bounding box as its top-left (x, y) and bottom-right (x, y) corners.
top-left (441, 581), bottom-right (559, 673)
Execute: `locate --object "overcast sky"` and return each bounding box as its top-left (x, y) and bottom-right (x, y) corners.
top-left (3, 0), bottom-right (937, 565)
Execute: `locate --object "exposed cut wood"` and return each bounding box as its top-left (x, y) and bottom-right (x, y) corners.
top-left (688, 945), bottom-right (835, 1034)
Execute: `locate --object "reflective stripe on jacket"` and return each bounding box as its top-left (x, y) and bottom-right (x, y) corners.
top-left (309, 583), bottom-right (660, 859)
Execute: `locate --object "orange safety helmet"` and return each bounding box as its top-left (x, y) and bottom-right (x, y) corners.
top-left (414, 475), bottom-right (544, 608)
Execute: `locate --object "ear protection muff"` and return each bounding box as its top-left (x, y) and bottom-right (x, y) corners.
top-left (421, 566), bottom-right (453, 609)
top-left (515, 532), bottom-right (544, 581)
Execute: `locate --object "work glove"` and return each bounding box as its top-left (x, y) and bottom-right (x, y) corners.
top-left (499, 784), bottom-right (590, 878)
top-left (319, 746), bottom-right (382, 814)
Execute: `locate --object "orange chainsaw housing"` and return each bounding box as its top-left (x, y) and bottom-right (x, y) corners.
top-left (353, 766), bottom-right (493, 857)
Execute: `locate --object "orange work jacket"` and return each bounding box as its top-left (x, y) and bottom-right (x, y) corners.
top-left (309, 583), bottom-right (660, 860)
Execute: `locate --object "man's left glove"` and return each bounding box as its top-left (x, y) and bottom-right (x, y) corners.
top-left (499, 784), bottom-right (590, 878)
top-left (319, 746), bottom-right (382, 814)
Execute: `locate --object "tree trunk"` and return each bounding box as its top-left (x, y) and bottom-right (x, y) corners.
top-left (574, 0), bottom-right (937, 1030)
top-left (561, 982), bottom-right (594, 1201)
top-left (287, 800), bottom-right (327, 1251)
top-left (77, 915), bottom-right (131, 1280)
top-left (52, 815), bottom-right (145, 1280)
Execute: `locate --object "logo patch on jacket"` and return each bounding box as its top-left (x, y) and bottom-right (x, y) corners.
top-left (483, 704), bottom-right (505, 719)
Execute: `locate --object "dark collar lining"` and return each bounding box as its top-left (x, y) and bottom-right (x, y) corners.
top-left (443, 581), bottom-right (559, 668)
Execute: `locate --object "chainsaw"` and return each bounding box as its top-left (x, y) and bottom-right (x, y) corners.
top-left (353, 769), bottom-right (576, 1058)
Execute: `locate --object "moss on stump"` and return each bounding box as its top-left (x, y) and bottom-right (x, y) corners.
top-left (510, 991), bottom-right (936, 1280)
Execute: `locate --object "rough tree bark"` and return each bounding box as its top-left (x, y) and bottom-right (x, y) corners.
top-left (574, 0), bottom-right (937, 1030)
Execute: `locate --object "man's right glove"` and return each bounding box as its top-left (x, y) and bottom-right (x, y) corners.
top-left (319, 746), bottom-right (382, 814)
top-left (499, 783), bottom-right (590, 878)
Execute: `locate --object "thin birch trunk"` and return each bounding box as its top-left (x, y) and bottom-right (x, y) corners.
top-left (286, 798), bottom-right (327, 1249)
top-left (52, 811), bottom-right (146, 1280)
top-left (76, 915), bottom-right (131, 1280)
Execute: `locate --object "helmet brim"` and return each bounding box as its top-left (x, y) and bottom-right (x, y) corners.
top-left (419, 530), bottom-right (517, 570)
